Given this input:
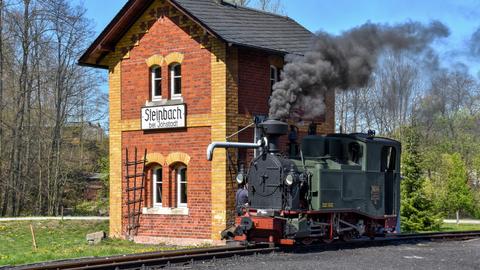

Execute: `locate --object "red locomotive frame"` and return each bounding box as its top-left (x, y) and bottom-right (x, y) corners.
top-left (234, 208), bottom-right (397, 245)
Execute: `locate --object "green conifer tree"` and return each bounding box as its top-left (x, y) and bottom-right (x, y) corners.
top-left (436, 153), bottom-right (475, 218)
top-left (400, 126), bottom-right (441, 232)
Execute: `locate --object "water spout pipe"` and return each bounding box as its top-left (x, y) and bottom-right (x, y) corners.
top-left (207, 138), bottom-right (267, 161)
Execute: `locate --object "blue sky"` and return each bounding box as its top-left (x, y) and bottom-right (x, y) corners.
top-left (80, 0), bottom-right (480, 74)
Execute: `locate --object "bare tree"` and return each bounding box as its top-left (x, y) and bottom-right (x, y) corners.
top-left (0, 0), bottom-right (106, 216)
top-left (256, 0), bottom-right (284, 14)
top-left (336, 50), bottom-right (422, 135)
top-left (231, 0), bottom-right (251, 6)
top-left (368, 51), bottom-right (419, 134)
top-left (233, 0), bottom-right (284, 14)
top-left (0, 0), bottom-right (4, 214)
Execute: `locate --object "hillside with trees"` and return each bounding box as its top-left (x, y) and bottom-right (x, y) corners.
top-left (0, 0), bottom-right (107, 217)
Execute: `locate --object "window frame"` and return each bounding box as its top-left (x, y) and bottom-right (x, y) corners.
top-left (152, 166), bottom-right (163, 207)
top-left (270, 65), bottom-right (278, 93)
top-left (150, 65), bottom-right (162, 101)
top-left (176, 165), bottom-right (187, 208)
top-left (170, 63), bottom-right (182, 99)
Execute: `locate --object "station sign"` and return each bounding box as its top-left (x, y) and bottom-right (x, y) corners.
top-left (141, 104), bottom-right (186, 130)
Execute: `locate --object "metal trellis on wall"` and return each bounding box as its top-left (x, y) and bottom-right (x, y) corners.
top-left (124, 147), bottom-right (147, 239)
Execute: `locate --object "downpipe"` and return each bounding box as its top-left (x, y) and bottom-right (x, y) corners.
top-left (207, 138), bottom-right (267, 161)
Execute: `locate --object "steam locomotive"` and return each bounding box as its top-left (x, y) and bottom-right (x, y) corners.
top-left (207, 119), bottom-right (401, 245)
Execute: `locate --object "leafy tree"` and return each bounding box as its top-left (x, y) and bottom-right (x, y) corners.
top-left (400, 125), bottom-right (441, 232)
top-left (433, 153), bottom-right (475, 217)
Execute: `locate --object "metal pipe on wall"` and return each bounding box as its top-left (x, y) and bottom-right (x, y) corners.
top-left (206, 138), bottom-right (267, 161)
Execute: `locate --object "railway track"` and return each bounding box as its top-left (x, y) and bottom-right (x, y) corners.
top-left (6, 230), bottom-right (480, 270)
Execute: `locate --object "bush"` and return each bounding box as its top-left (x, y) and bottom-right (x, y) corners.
top-left (74, 199), bottom-right (109, 216)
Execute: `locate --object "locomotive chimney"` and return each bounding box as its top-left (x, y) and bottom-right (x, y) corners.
top-left (260, 119), bottom-right (288, 153)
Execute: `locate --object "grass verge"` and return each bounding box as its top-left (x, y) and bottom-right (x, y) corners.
top-left (0, 220), bottom-right (177, 266)
top-left (439, 223), bottom-right (480, 232)
top-left (1, 220), bottom-right (479, 266)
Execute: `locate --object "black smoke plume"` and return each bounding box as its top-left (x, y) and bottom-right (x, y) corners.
top-left (269, 21), bottom-right (450, 120)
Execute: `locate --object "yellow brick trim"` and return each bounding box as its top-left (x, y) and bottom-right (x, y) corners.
top-left (268, 55), bottom-right (284, 68)
top-left (146, 152), bottom-right (166, 167)
top-left (225, 47), bottom-right (239, 227)
top-left (210, 38), bottom-right (228, 240)
top-left (121, 119), bottom-right (140, 131)
top-left (146, 54), bottom-right (165, 67)
top-left (234, 115), bottom-right (254, 127)
top-left (165, 52), bottom-right (184, 65)
top-left (187, 114), bottom-right (211, 127)
top-left (120, 113), bottom-right (212, 132)
top-left (166, 152), bottom-right (191, 166)
top-left (108, 61), bottom-right (123, 238)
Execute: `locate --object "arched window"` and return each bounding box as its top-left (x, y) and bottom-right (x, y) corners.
top-left (270, 65), bottom-right (277, 93)
top-left (170, 63), bottom-right (182, 99)
top-left (151, 66), bottom-right (162, 100)
top-left (152, 166), bottom-right (163, 207)
top-left (176, 165), bottom-right (187, 207)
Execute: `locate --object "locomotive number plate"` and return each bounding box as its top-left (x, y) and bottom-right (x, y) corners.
top-left (371, 184), bottom-right (380, 205)
top-left (322, 202), bottom-right (334, 208)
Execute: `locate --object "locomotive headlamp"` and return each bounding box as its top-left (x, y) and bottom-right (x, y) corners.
top-left (285, 174), bottom-right (294, 186)
top-left (236, 173), bottom-right (245, 184)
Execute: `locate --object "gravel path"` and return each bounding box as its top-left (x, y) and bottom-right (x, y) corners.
top-left (187, 238), bottom-right (480, 270)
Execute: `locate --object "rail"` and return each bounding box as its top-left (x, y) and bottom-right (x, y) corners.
top-left (6, 231), bottom-right (480, 270)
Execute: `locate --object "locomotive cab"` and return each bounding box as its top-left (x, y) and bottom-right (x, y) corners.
top-left (298, 134), bottom-right (401, 222)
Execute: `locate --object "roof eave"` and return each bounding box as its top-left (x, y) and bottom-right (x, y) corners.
top-left (78, 0), bottom-right (154, 68)
top-left (228, 41), bottom-right (305, 56)
top-left (78, 0), bottom-right (309, 69)
top-left (78, 61), bottom-right (110, 70)
top-left (169, 0), bottom-right (222, 40)
top-left (79, 0), bottom-right (227, 69)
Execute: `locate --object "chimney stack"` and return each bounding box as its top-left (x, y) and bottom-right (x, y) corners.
top-left (260, 119), bottom-right (288, 153)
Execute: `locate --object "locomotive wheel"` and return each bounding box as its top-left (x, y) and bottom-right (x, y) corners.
top-left (340, 232), bottom-right (352, 242)
top-left (300, 238), bottom-right (315, 246)
top-left (322, 237), bottom-right (334, 244)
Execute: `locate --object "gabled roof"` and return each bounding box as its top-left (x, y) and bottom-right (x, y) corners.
top-left (79, 0), bottom-right (314, 69)
top-left (173, 0), bottom-right (314, 54)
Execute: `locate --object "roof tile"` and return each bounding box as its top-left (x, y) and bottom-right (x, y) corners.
top-left (172, 0), bottom-right (314, 55)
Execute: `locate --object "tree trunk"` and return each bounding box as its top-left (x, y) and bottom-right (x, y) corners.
top-left (0, 0), bottom-right (5, 216)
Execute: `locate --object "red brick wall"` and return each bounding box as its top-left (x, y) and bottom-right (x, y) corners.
top-left (121, 16), bottom-right (211, 120)
top-left (122, 128), bottom-right (212, 239)
top-left (235, 48), bottom-right (335, 163)
top-left (119, 14), bottom-right (213, 239)
top-left (116, 6), bottom-right (334, 241)
top-left (238, 48), bottom-right (271, 116)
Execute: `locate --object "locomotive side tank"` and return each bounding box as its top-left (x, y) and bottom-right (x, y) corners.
top-left (299, 134), bottom-right (401, 217)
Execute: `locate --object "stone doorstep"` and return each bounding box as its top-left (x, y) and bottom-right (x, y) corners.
top-left (134, 235), bottom-right (225, 247)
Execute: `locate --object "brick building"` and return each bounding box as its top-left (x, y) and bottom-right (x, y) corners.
top-left (79, 0), bottom-right (335, 245)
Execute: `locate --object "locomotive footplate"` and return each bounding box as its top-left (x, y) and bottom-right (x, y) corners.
top-left (234, 215), bottom-right (285, 244)
top-left (384, 215), bottom-right (398, 232)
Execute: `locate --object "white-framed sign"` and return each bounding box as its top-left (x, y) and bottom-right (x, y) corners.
top-left (141, 104), bottom-right (186, 130)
